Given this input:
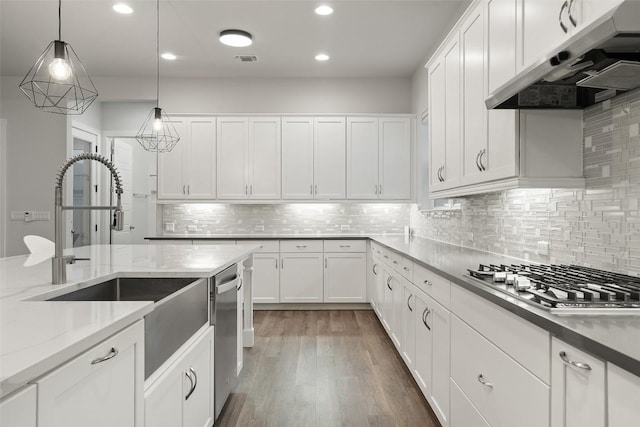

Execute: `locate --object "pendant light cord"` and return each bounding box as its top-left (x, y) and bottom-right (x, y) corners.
top-left (156, 0), bottom-right (160, 108)
top-left (58, 0), bottom-right (62, 40)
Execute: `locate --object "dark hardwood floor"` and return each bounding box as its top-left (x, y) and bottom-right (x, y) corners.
top-left (216, 310), bottom-right (441, 427)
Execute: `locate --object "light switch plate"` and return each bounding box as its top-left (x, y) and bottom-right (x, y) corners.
top-left (537, 241), bottom-right (550, 256)
top-left (165, 222), bottom-right (175, 232)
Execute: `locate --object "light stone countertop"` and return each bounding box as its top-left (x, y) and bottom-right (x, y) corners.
top-left (0, 244), bottom-right (257, 398)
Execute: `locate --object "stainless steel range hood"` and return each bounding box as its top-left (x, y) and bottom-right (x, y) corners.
top-left (486, 1), bottom-right (640, 110)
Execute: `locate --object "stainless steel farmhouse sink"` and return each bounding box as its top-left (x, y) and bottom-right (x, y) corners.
top-left (48, 277), bottom-right (209, 379)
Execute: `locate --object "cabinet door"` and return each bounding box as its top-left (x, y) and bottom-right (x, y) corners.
top-left (314, 117), bottom-right (346, 199)
top-left (324, 253), bottom-right (366, 303)
top-left (248, 117), bottom-right (281, 199)
top-left (450, 379), bottom-right (490, 427)
top-left (158, 118), bottom-right (186, 199)
top-left (442, 37), bottom-right (462, 189)
top-left (252, 253), bottom-right (280, 303)
top-left (520, 0), bottom-right (569, 71)
top-left (217, 117), bottom-right (248, 199)
top-left (282, 117), bottom-right (314, 199)
top-left (401, 283), bottom-right (416, 370)
top-left (186, 118), bottom-right (216, 199)
top-left (38, 321), bottom-right (144, 427)
top-left (487, 0), bottom-right (518, 94)
top-left (382, 271), bottom-right (394, 333)
top-left (0, 385), bottom-right (36, 427)
top-left (572, 0), bottom-right (624, 33)
top-left (429, 58), bottom-right (447, 192)
top-left (461, 7), bottom-right (487, 187)
top-left (346, 117), bottom-right (379, 199)
top-left (430, 297), bottom-right (451, 427)
top-left (183, 329), bottom-right (213, 427)
top-left (370, 258), bottom-right (383, 316)
top-left (413, 292), bottom-right (432, 397)
top-left (608, 364), bottom-right (640, 427)
top-left (280, 253), bottom-right (323, 302)
top-left (379, 117), bottom-right (411, 200)
top-left (551, 338), bottom-right (605, 427)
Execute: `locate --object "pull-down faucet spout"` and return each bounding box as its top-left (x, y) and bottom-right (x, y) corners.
top-left (52, 153), bottom-right (124, 284)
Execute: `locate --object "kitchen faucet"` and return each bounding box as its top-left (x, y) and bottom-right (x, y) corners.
top-left (52, 153), bottom-right (124, 284)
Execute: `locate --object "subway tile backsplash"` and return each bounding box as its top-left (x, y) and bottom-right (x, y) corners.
top-left (162, 203), bottom-right (410, 235)
top-left (411, 88), bottom-right (640, 276)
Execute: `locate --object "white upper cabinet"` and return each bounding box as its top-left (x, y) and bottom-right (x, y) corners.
top-left (428, 59), bottom-right (447, 192)
top-left (347, 116), bottom-right (412, 200)
top-left (314, 117), bottom-right (346, 199)
top-left (520, 0), bottom-right (570, 71)
top-left (217, 117), bottom-right (281, 200)
top-left (249, 117), bottom-right (281, 199)
top-left (282, 117), bottom-right (314, 199)
top-left (347, 117), bottom-right (379, 199)
top-left (217, 117), bottom-right (248, 199)
top-left (158, 117), bottom-right (216, 200)
top-left (379, 117), bottom-right (411, 200)
top-left (487, 0), bottom-right (518, 93)
top-left (574, 0), bottom-right (624, 31)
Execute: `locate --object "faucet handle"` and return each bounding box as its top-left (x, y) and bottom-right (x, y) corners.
top-left (112, 209), bottom-right (124, 231)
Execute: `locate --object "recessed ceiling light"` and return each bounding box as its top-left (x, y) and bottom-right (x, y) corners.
top-left (161, 53), bottom-right (177, 60)
top-left (219, 30), bottom-right (253, 47)
top-left (113, 3), bottom-right (133, 14)
top-left (315, 53), bottom-right (330, 61)
top-left (315, 5), bottom-right (334, 15)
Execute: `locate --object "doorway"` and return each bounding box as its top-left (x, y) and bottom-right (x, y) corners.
top-left (69, 127), bottom-right (99, 248)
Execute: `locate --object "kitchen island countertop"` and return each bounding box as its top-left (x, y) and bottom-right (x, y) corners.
top-left (0, 243), bottom-right (257, 398)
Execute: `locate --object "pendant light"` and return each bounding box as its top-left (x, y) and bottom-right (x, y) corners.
top-left (135, 0), bottom-right (180, 152)
top-left (19, 0), bottom-right (98, 115)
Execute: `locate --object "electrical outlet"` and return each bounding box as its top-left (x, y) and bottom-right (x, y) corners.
top-left (537, 241), bottom-right (550, 256)
top-left (165, 222), bottom-right (175, 232)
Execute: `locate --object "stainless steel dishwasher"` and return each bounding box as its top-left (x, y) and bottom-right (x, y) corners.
top-left (212, 264), bottom-right (240, 420)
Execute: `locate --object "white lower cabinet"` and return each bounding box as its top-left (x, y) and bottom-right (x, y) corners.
top-left (145, 327), bottom-right (213, 427)
top-left (450, 379), bottom-right (490, 427)
top-left (607, 364), bottom-right (640, 427)
top-left (324, 252), bottom-right (366, 303)
top-left (370, 256), bottom-right (384, 317)
top-left (37, 321), bottom-right (145, 427)
top-left (401, 282), bottom-right (416, 370)
top-left (451, 315), bottom-right (549, 427)
top-left (382, 271), bottom-right (402, 345)
top-left (279, 252), bottom-right (323, 303)
top-left (551, 338), bottom-right (605, 427)
top-left (251, 253), bottom-right (280, 303)
top-left (0, 385), bottom-right (36, 427)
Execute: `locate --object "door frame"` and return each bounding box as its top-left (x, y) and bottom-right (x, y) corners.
top-left (67, 124), bottom-right (100, 248)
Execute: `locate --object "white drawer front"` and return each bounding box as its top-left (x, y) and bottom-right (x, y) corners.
top-left (451, 285), bottom-right (550, 383)
top-left (450, 379), bottom-right (490, 427)
top-left (413, 263), bottom-right (451, 309)
top-left (241, 240), bottom-right (279, 253)
top-left (323, 239), bottom-right (367, 253)
top-left (279, 240), bottom-right (323, 252)
top-left (451, 315), bottom-right (550, 427)
top-left (396, 256), bottom-right (413, 282)
top-left (370, 242), bottom-right (383, 256)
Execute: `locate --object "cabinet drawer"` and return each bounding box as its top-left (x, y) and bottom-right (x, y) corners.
top-left (0, 385), bottom-right (36, 427)
top-left (451, 316), bottom-right (550, 427)
top-left (323, 239), bottom-right (366, 253)
top-left (280, 240), bottom-right (323, 252)
top-left (413, 263), bottom-right (451, 309)
top-left (241, 240), bottom-right (279, 253)
top-left (396, 256), bottom-right (413, 282)
top-left (370, 242), bottom-right (384, 256)
top-left (450, 379), bottom-right (490, 427)
top-left (451, 285), bottom-right (550, 383)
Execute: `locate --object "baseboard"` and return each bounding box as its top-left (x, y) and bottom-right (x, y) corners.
top-left (253, 303), bottom-right (373, 311)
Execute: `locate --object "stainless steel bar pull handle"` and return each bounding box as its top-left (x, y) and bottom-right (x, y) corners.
top-left (250, 185), bottom-right (252, 195)
top-left (185, 367), bottom-right (198, 400)
top-left (185, 370), bottom-right (194, 399)
top-left (479, 149), bottom-right (486, 171)
top-left (339, 245), bottom-right (351, 248)
top-left (245, 185), bottom-right (248, 195)
top-left (296, 245), bottom-right (307, 248)
top-left (407, 294), bottom-right (413, 311)
top-left (238, 277), bottom-right (243, 291)
top-left (315, 184), bottom-right (318, 195)
top-left (568, 0), bottom-right (577, 27)
top-left (183, 185), bottom-right (186, 194)
top-left (477, 374), bottom-right (493, 389)
top-left (422, 308), bottom-right (430, 330)
top-left (91, 347), bottom-right (118, 365)
top-left (373, 264), bottom-right (378, 275)
top-left (476, 151), bottom-right (482, 171)
top-left (310, 185), bottom-right (313, 195)
top-left (424, 280), bottom-right (432, 286)
top-left (559, 351), bottom-right (592, 370)
top-left (386, 276), bottom-right (393, 291)
top-left (559, 1), bottom-right (569, 33)
top-left (375, 184), bottom-right (378, 195)
top-left (325, 257), bottom-right (328, 268)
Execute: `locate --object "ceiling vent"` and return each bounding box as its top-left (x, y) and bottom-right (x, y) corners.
top-left (234, 55), bottom-right (258, 63)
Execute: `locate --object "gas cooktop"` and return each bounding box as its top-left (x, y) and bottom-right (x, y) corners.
top-left (466, 264), bottom-right (640, 314)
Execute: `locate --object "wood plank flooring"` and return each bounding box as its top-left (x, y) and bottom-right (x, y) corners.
top-left (216, 310), bottom-right (441, 427)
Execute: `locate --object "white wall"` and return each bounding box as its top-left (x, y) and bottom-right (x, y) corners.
top-left (94, 76), bottom-right (412, 113)
top-left (102, 101), bottom-right (155, 134)
top-left (0, 76), bottom-right (67, 256)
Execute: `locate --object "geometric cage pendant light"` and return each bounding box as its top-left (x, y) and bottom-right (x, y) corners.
top-left (135, 0), bottom-right (180, 152)
top-left (19, 0), bottom-right (98, 115)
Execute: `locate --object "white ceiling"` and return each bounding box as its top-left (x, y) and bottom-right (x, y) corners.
top-left (0, 0), bottom-right (470, 79)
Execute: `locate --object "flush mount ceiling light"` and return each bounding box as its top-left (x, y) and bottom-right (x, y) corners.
top-left (161, 52), bottom-right (176, 60)
top-left (219, 29), bottom-right (253, 47)
top-left (135, 0), bottom-right (180, 153)
top-left (315, 5), bottom-right (334, 15)
top-left (19, 0), bottom-right (98, 115)
top-left (113, 3), bottom-right (133, 14)
top-left (315, 53), bottom-right (330, 61)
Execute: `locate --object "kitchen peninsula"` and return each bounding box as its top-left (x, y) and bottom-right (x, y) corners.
top-left (0, 243), bottom-right (257, 427)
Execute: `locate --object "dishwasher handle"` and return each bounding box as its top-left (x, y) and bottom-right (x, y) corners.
top-left (216, 276), bottom-right (240, 294)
